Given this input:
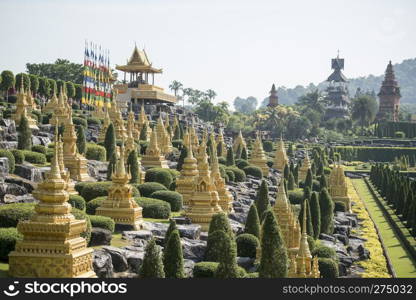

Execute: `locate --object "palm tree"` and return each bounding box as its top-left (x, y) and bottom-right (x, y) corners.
top-left (297, 90), bottom-right (325, 114)
top-left (182, 88), bottom-right (193, 107)
top-left (205, 89), bottom-right (217, 102)
top-left (169, 80), bottom-right (183, 97)
top-left (351, 95), bottom-right (378, 135)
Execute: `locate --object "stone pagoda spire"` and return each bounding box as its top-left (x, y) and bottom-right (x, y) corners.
top-left (9, 143), bottom-right (96, 278)
top-left (274, 135), bottom-right (288, 172)
top-left (141, 127), bottom-right (168, 168)
top-left (186, 143), bottom-right (222, 231)
top-left (128, 109), bottom-right (140, 140)
top-left (273, 179), bottom-right (300, 256)
top-left (26, 82), bottom-right (37, 111)
top-left (328, 162), bottom-right (351, 212)
top-left (267, 83), bottom-right (279, 107)
top-left (55, 124), bottom-right (77, 195)
top-left (156, 116), bottom-right (172, 155)
top-left (12, 77), bottom-right (38, 130)
top-left (189, 119), bottom-right (199, 151)
top-left (96, 142), bottom-right (143, 230)
top-left (113, 103), bottom-right (127, 139)
top-left (216, 127), bottom-right (227, 157)
top-left (43, 90), bottom-right (58, 114)
top-left (98, 108), bottom-right (111, 143)
top-left (136, 103), bottom-right (151, 141)
top-left (62, 109), bottom-right (91, 181)
top-left (210, 133), bottom-right (234, 212)
top-left (50, 86), bottom-right (69, 126)
top-left (376, 60), bottom-right (401, 122)
top-left (125, 111), bottom-right (137, 157)
top-left (299, 151), bottom-right (311, 182)
top-left (196, 128), bottom-right (207, 165)
top-left (176, 133), bottom-right (199, 205)
top-left (233, 130), bottom-right (247, 153)
top-left (248, 132), bottom-right (269, 176)
top-left (183, 128), bottom-right (190, 150)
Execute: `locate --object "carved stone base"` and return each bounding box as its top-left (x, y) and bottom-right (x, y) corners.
top-left (141, 156), bottom-right (169, 169)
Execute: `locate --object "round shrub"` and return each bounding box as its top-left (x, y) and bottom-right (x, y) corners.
top-left (318, 258), bottom-right (339, 278)
top-left (243, 165), bottom-right (263, 179)
top-left (72, 117), bottom-right (87, 128)
top-left (86, 196), bottom-right (105, 215)
top-left (312, 245), bottom-right (337, 260)
top-left (89, 215), bottom-right (115, 233)
top-left (226, 166), bottom-right (246, 182)
top-left (0, 228), bottom-right (22, 259)
top-left (87, 117), bottom-right (101, 126)
top-left (80, 182), bottom-right (112, 201)
top-left (86, 143), bottom-right (106, 161)
top-left (136, 182), bottom-right (168, 197)
top-left (22, 150), bottom-right (46, 164)
top-left (72, 103), bottom-right (80, 110)
top-left (0, 149), bottom-right (15, 173)
top-left (262, 140), bottom-right (273, 152)
top-left (0, 203), bottom-right (35, 227)
top-left (334, 201), bottom-right (346, 212)
top-left (150, 190), bottom-right (183, 212)
top-left (225, 169), bottom-right (235, 182)
top-left (166, 168), bottom-right (180, 179)
top-left (193, 262), bottom-right (218, 278)
top-left (394, 131), bottom-right (405, 138)
top-left (218, 157), bottom-right (226, 165)
top-left (74, 182), bottom-right (91, 194)
top-left (288, 189), bottom-right (304, 205)
top-left (135, 197), bottom-right (171, 219)
top-left (31, 145), bottom-right (47, 155)
top-left (235, 159), bottom-right (249, 170)
top-left (236, 233), bottom-right (259, 258)
top-left (145, 168), bottom-right (173, 188)
top-left (68, 195), bottom-right (86, 211)
top-left (45, 149), bottom-right (54, 162)
top-left (11, 149), bottom-right (24, 164)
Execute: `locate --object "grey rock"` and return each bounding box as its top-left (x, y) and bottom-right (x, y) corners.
top-left (319, 233), bottom-right (336, 242)
top-left (102, 246), bottom-right (129, 272)
top-left (5, 176), bottom-right (36, 193)
top-left (177, 224), bottom-right (201, 240)
top-left (87, 160), bottom-right (109, 181)
top-left (181, 237), bottom-right (206, 262)
top-left (237, 257), bottom-right (255, 270)
top-left (357, 245), bottom-right (370, 260)
top-left (93, 249), bottom-right (114, 278)
top-left (124, 250), bottom-right (145, 274)
top-left (0, 141), bottom-right (17, 150)
top-left (142, 221), bottom-right (168, 237)
top-left (229, 219), bottom-right (245, 235)
top-left (0, 157), bottom-right (10, 176)
top-left (89, 228), bottom-right (112, 246)
top-left (334, 233), bottom-right (349, 246)
top-left (14, 163), bottom-right (43, 182)
top-left (184, 259), bottom-right (195, 278)
top-left (122, 230), bottom-right (153, 241)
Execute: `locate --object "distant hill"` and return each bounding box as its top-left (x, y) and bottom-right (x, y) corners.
top-left (261, 58), bottom-right (416, 106)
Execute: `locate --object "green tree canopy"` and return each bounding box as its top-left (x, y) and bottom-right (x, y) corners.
top-left (26, 59), bottom-right (83, 84)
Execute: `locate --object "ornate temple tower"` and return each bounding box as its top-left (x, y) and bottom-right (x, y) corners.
top-left (185, 143), bottom-right (222, 231)
top-left (248, 132), bottom-right (269, 176)
top-left (98, 109), bottom-right (111, 143)
top-left (62, 110), bottom-right (91, 181)
top-left (324, 53), bottom-right (350, 120)
top-left (128, 110), bottom-right (140, 140)
top-left (267, 84), bottom-right (279, 108)
top-left (299, 152), bottom-right (312, 182)
top-left (9, 146), bottom-right (95, 278)
top-left (273, 179), bottom-right (300, 256)
top-left (141, 127), bottom-right (168, 168)
top-left (196, 129), bottom-right (207, 165)
top-left (56, 129), bottom-right (77, 196)
top-left (96, 143), bottom-right (143, 230)
top-left (50, 87), bottom-right (70, 126)
top-left (176, 135), bottom-right (199, 205)
top-left (43, 92), bottom-right (58, 114)
top-left (233, 130), bottom-right (247, 153)
top-left (376, 61), bottom-right (401, 122)
top-left (274, 136), bottom-right (289, 173)
top-left (112, 103), bottom-right (128, 139)
top-left (12, 79), bottom-right (38, 130)
top-left (156, 116), bottom-right (172, 155)
top-left (216, 128), bottom-right (227, 157)
top-left (136, 104), bottom-right (152, 141)
top-left (328, 163), bottom-right (351, 212)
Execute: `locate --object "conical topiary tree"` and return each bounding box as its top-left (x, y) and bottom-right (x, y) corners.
top-left (173, 125), bottom-right (181, 140)
top-left (255, 180), bottom-right (270, 221)
top-left (176, 146), bottom-right (187, 171)
top-left (163, 229), bottom-right (185, 278)
top-left (293, 164), bottom-right (299, 185)
top-left (127, 149), bottom-right (140, 184)
top-left (299, 198), bottom-right (314, 238)
top-left (139, 238), bottom-right (165, 278)
top-left (319, 188), bottom-right (334, 234)
top-left (208, 212), bottom-right (233, 237)
top-left (241, 147), bottom-right (248, 160)
top-left (104, 123), bottom-right (116, 161)
top-left (17, 115), bottom-right (32, 150)
top-left (214, 230), bottom-right (239, 279)
top-left (244, 204), bottom-right (260, 239)
top-left (76, 125), bottom-right (86, 155)
top-left (226, 146), bottom-right (235, 166)
top-left (304, 168), bottom-right (313, 190)
top-left (235, 144), bottom-right (242, 160)
top-left (283, 164), bottom-right (289, 180)
top-left (139, 123), bottom-right (148, 141)
top-left (288, 172), bottom-right (295, 190)
top-left (319, 175), bottom-right (327, 191)
top-left (217, 142), bottom-right (224, 157)
top-left (205, 213), bottom-right (234, 262)
top-left (310, 192), bottom-right (321, 239)
top-left (403, 190), bottom-right (413, 220)
top-left (258, 210), bottom-right (288, 278)
top-left (107, 151), bottom-right (117, 180)
top-left (164, 219), bottom-right (178, 246)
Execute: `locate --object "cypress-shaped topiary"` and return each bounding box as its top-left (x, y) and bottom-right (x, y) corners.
top-left (173, 125), bottom-right (181, 140)
top-left (17, 115), bottom-right (32, 150)
top-left (226, 146), bottom-right (235, 166)
top-left (304, 168), bottom-right (313, 190)
top-left (76, 125), bottom-right (86, 155)
top-left (258, 210), bottom-right (288, 278)
top-left (107, 151), bottom-right (117, 180)
top-left (208, 212), bottom-right (233, 237)
top-left (319, 175), bottom-right (327, 190)
top-left (288, 172), bottom-right (295, 190)
top-left (241, 147), bottom-right (248, 160)
top-left (176, 146), bottom-right (187, 171)
top-left (104, 123), bottom-right (116, 161)
top-left (283, 164), bottom-right (289, 180)
top-left (403, 190), bottom-right (413, 220)
top-left (299, 198), bottom-right (314, 238)
top-left (319, 188), bottom-right (334, 234)
top-left (244, 204), bottom-right (260, 239)
top-left (164, 219), bottom-right (177, 246)
top-left (255, 180), bottom-right (270, 221)
top-left (214, 230), bottom-right (239, 278)
top-left (139, 123), bottom-right (148, 141)
top-left (293, 164), bottom-right (299, 185)
top-left (139, 238), bottom-right (165, 278)
top-left (235, 143), bottom-right (242, 160)
top-left (127, 149), bottom-right (140, 184)
top-left (396, 184), bottom-right (406, 216)
top-left (309, 192), bottom-right (321, 239)
top-left (163, 229), bottom-right (185, 278)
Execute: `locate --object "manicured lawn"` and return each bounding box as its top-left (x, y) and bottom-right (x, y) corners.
top-left (352, 178), bottom-right (416, 278)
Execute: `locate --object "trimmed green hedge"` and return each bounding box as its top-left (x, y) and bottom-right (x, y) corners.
top-left (22, 150), bottom-right (47, 164)
top-left (335, 146), bottom-right (416, 162)
top-left (89, 215), bottom-right (115, 233)
top-left (318, 258), bottom-right (339, 278)
top-left (80, 182), bottom-right (112, 201)
top-left (87, 117), bottom-right (101, 126)
top-left (235, 159), bottom-right (249, 170)
top-left (236, 233), bottom-right (259, 258)
top-left (72, 117), bottom-right (87, 128)
top-left (145, 168), bottom-right (173, 188)
top-left (86, 143), bottom-right (106, 161)
top-left (150, 190), bottom-right (183, 212)
top-left (0, 203), bottom-right (34, 227)
top-left (193, 262), bottom-right (219, 278)
top-left (243, 165), bottom-right (263, 179)
top-left (135, 197), bottom-right (171, 219)
top-left (0, 228), bottom-right (22, 259)
top-left (226, 166), bottom-right (246, 182)
top-left (11, 149), bottom-right (24, 164)
top-left (86, 196), bottom-right (105, 215)
top-left (288, 189), bottom-right (304, 205)
top-left (0, 149), bottom-right (15, 173)
top-left (312, 245), bottom-right (337, 260)
top-left (68, 195), bottom-right (86, 211)
top-left (135, 182), bottom-right (167, 197)
top-left (31, 145), bottom-right (47, 155)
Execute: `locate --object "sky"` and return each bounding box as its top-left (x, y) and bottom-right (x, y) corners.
top-left (1, 0), bottom-right (415, 105)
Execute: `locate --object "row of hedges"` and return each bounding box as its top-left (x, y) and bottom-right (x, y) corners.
top-left (85, 143), bottom-right (106, 161)
top-left (335, 146), bottom-right (416, 162)
top-left (375, 121), bottom-right (416, 138)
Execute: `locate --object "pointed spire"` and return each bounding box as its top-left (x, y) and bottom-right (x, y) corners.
top-left (275, 178), bottom-right (289, 209)
top-left (298, 200), bottom-right (311, 258)
top-left (49, 135), bottom-right (62, 179)
top-left (115, 140), bottom-right (127, 177)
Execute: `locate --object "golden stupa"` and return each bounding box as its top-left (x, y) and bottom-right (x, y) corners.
top-left (273, 179), bottom-right (301, 256)
top-left (141, 127), bottom-right (168, 169)
top-left (274, 136), bottom-right (289, 173)
top-left (62, 109), bottom-right (91, 181)
top-left (185, 143), bottom-right (222, 231)
top-left (56, 126), bottom-right (78, 196)
top-left (299, 152), bottom-right (312, 182)
top-left (128, 110), bottom-right (140, 140)
top-left (196, 129), bottom-right (207, 165)
top-left (125, 112), bottom-right (137, 157)
top-left (209, 133), bottom-right (234, 213)
top-left (98, 108), bottom-right (111, 143)
top-left (49, 87), bottom-right (70, 127)
top-left (26, 83), bottom-right (38, 111)
top-left (136, 104), bottom-right (151, 141)
top-left (328, 163), bottom-right (352, 212)
top-left (233, 130), bottom-right (247, 153)
top-left (8, 144), bottom-right (95, 278)
top-left (175, 134), bottom-right (199, 205)
top-left (190, 124), bottom-right (199, 151)
top-left (248, 132), bottom-right (269, 176)
top-left (112, 103), bottom-right (128, 140)
top-left (156, 116), bottom-right (172, 155)
top-left (183, 128), bottom-right (190, 150)
top-left (216, 128), bottom-right (227, 156)
top-left (96, 142), bottom-right (143, 230)
top-left (288, 200), bottom-right (320, 278)
top-left (12, 79), bottom-right (38, 130)
top-left (43, 92), bottom-right (58, 114)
